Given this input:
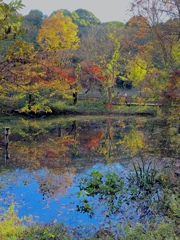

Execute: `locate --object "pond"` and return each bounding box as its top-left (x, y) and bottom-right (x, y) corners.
top-left (0, 115), bottom-right (179, 238)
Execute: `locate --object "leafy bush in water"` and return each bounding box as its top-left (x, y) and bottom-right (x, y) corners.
top-left (79, 170), bottom-right (124, 196)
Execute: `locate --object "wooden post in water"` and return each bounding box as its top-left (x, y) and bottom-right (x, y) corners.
top-left (3, 127), bottom-right (10, 162)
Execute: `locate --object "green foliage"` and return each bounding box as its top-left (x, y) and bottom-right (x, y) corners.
top-left (23, 223), bottom-right (72, 240)
top-left (128, 158), bottom-right (159, 191)
top-left (101, 33), bottom-right (121, 103)
top-left (74, 99), bottom-right (106, 113)
top-left (121, 221), bottom-right (179, 240)
top-left (5, 39), bottom-right (34, 62)
top-left (20, 101), bottom-right (52, 114)
top-left (21, 9), bottom-right (44, 47)
top-left (0, 204), bottom-right (26, 240)
top-left (102, 21), bottom-right (125, 28)
top-left (127, 56), bottom-right (147, 87)
top-left (172, 42), bottom-right (180, 66)
top-left (62, 8), bottom-right (101, 28)
top-left (162, 186), bottom-right (180, 224)
top-left (23, 9), bottom-right (44, 28)
top-left (169, 194), bottom-right (180, 219)
top-left (79, 170), bottom-right (123, 196)
top-left (49, 101), bottom-right (75, 113)
top-left (74, 9), bottom-right (100, 27)
top-left (101, 173), bottom-right (123, 195)
top-left (0, 0), bottom-right (24, 40)
top-left (77, 170), bottom-right (124, 214)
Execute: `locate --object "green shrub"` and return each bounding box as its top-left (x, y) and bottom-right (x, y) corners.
top-left (23, 223), bottom-right (72, 240)
top-left (0, 204), bottom-right (26, 240)
top-left (121, 221), bottom-right (179, 240)
top-left (49, 101), bottom-right (75, 113)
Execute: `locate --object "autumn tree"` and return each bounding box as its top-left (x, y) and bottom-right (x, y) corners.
top-left (102, 34), bottom-right (121, 103)
top-left (120, 0), bottom-right (180, 105)
top-left (130, 0), bottom-right (180, 68)
top-left (1, 39), bottom-right (52, 113)
top-left (75, 26), bottom-right (123, 102)
top-left (1, 9), bottom-right (81, 113)
top-left (37, 10), bottom-right (79, 51)
top-left (1, 37), bottom-right (81, 113)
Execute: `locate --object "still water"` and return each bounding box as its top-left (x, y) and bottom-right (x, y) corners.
top-left (0, 115), bottom-right (179, 236)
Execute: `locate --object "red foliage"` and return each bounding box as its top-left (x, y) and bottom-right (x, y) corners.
top-left (106, 119), bottom-right (112, 124)
top-left (86, 131), bottom-right (104, 149)
top-left (82, 62), bottom-right (104, 82)
top-left (59, 68), bottom-right (76, 83)
top-left (106, 103), bottom-right (113, 108)
top-left (59, 138), bottom-right (76, 146)
top-left (45, 150), bottom-right (57, 158)
top-left (161, 70), bottom-right (180, 103)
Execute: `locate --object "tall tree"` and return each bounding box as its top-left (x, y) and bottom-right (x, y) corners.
top-left (130, 0), bottom-right (180, 69)
top-left (120, 0), bottom-right (180, 103)
top-left (37, 10), bottom-right (79, 51)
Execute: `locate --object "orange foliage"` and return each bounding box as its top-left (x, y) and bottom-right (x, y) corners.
top-left (45, 150), bottom-right (58, 158)
top-left (59, 137), bottom-right (76, 146)
top-left (109, 128), bottom-right (114, 139)
top-left (82, 62), bottom-right (104, 82)
top-left (59, 68), bottom-right (76, 83)
top-left (86, 130), bottom-right (104, 148)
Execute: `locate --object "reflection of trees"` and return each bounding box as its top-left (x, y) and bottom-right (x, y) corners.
top-left (118, 126), bottom-right (147, 157)
top-left (10, 139), bottom-right (71, 168)
top-left (98, 120), bottom-right (116, 163)
top-left (157, 123), bottom-right (180, 157)
top-left (15, 119), bottom-right (51, 141)
top-left (77, 119), bottom-right (125, 163)
top-left (0, 116), bottom-right (179, 205)
top-left (1, 117), bottom-right (179, 180)
top-left (117, 118), bottom-right (179, 159)
top-left (35, 168), bottom-right (76, 198)
top-left (1, 117), bottom-right (179, 165)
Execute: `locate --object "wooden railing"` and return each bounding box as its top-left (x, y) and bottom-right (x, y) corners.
top-left (78, 94), bottom-right (162, 106)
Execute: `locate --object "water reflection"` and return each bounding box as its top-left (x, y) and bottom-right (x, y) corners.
top-left (0, 116), bottom-right (179, 236)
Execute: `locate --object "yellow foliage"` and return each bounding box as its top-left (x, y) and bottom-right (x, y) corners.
top-left (172, 42), bottom-right (180, 64)
top-left (118, 128), bottom-right (146, 155)
top-left (0, 204), bottom-right (26, 239)
top-left (6, 40), bottom-right (34, 62)
top-left (37, 10), bottom-right (79, 51)
top-left (136, 97), bottom-right (146, 105)
top-left (127, 56), bottom-right (147, 87)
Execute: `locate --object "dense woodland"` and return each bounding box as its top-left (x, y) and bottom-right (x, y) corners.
top-left (0, 0), bottom-right (179, 118)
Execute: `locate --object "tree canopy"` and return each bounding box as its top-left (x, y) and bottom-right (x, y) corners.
top-left (37, 10), bottom-right (79, 51)
top-left (0, 0), bottom-right (24, 40)
top-left (0, 0), bottom-right (179, 116)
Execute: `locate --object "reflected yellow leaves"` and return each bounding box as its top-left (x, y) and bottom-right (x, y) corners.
top-left (118, 127), bottom-right (147, 156)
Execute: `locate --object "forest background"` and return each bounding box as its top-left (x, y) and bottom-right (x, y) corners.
top-left (0, 0), bottom-right (179, 119)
